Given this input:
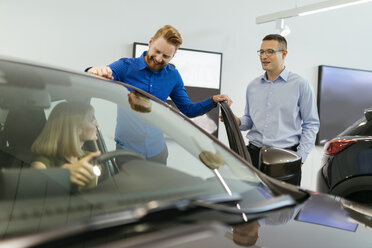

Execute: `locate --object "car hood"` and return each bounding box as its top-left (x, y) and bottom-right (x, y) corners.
top-left (99, 192), bottom-right (372, 248)
top-left (2, 191), bottom-right (371, 248)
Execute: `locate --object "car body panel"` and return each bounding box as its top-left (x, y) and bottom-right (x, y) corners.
top-left (317, 113), bottom-right (372, 203)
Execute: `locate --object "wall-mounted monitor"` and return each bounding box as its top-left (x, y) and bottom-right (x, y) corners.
top-left (316, 65), bottom-right (372, 145)
top-left (133, 42), bottom-right (222, 137)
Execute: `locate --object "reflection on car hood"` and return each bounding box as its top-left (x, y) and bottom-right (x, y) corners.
top-left (95, 192), bottom-right (372, 248)
top-left (1, 191), bottom-right (372, 248)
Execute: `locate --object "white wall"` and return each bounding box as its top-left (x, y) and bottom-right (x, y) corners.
top-left (1, 0), bottom-right (372, 190)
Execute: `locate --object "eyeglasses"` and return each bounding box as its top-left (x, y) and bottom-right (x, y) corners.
top-left (257, 49), bottom-right (284, 56)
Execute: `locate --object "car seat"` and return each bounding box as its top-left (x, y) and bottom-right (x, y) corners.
top-left (0, 108), bottom-right (46, 168)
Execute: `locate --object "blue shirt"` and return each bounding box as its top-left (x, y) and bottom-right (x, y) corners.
top-left (239, 68), bottom-right (319, 162)
top-left (115, 106), bottom-right (165, 158)
top-left (109, 51), bottom-right (216, 158)
top-left (109, 51), bottom-right (215, 118)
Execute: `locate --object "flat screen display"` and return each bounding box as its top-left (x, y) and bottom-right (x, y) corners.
top-left (316, 65), bottom-right (372, 145)
top-left (133, 43), bottom-right (222, 89)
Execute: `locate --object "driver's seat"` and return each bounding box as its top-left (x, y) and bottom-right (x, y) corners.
top-left (0, 108), bottom-right (46, 168)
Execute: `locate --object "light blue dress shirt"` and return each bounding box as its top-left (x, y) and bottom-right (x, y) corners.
top-left (239, 68), bottom-right (320, 162)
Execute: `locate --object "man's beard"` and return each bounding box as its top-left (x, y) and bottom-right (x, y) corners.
top-left (146, 54), bottom-right (165, 70)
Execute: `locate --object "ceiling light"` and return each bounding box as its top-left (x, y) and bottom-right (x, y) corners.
top-left (276, 19), bottom-right (291, 36)
top-left (256, 0), bottom-right (372, 24)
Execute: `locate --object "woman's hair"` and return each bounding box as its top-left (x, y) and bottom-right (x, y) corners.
top-left (31, 101), bottom-right (94, 158)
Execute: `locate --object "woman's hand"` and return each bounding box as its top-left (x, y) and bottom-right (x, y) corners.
top-left (62, 151), bottom-right (101, 186)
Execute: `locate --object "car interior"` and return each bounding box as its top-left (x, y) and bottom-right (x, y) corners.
top-left (0, 80), bottom-right (256, 200)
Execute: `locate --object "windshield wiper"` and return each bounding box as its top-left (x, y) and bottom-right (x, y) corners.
top-left (192, 194), bottom-right (296, 214)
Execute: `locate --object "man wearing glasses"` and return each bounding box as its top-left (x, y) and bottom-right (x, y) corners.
top-left (234, 34), bottom-right (319, 186)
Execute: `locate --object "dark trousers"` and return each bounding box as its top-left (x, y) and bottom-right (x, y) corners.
top-left (247, 143), bottom-right (302, 186)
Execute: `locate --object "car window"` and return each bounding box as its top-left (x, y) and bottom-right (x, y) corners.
top-left (90, 98), bottom-right (117, 151)
top-left (44, 99), bottom-right (66, 119)
top-left (90, 94), bottom-right (257, 183)
top-left (92, 96), bottom-right (216, 179)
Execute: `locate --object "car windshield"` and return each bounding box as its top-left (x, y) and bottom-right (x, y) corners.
top-left (0, 59), bottom-right (270, 238)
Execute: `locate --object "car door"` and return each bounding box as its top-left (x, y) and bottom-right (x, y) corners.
top-left (219, 101), bottom-right (252, 164)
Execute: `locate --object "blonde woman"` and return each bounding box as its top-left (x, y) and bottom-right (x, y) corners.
top-left (31, 101), bottom-right (100, 187)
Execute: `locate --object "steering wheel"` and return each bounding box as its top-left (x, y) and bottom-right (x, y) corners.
top-left (93, 150), bottom-right (144, 164)
top-left (91, 150), bottom-right (144, 181)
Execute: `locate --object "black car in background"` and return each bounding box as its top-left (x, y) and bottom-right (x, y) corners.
top-left (0, 57), bottom-right (371, 248)
top-left (317, 109), bottom-right (372, 204)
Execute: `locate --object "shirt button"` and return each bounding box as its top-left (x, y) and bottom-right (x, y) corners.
top-left (150, 85), bottom-right (152, 87)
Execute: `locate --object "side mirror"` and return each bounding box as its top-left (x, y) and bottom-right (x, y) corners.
top-left (259, 146), bottom-right (301, 182)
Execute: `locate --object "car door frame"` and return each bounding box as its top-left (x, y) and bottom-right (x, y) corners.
top-left (218, 101), bottom-right (252, 164)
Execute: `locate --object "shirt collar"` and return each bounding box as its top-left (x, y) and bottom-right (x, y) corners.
top-left (261, 67), bottom-right (289, 83)
top-left (138, 51), bottom-right (148, 70)
top-left (280, 67), bottom-right (289, 81)
top-left (138, 51), bottom-right (170, 73)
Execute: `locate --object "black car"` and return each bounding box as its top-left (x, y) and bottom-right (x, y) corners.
top-left (317, 109), bottom-right (372, 204)
top-left (0, 57), bottom-right (371, 248)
